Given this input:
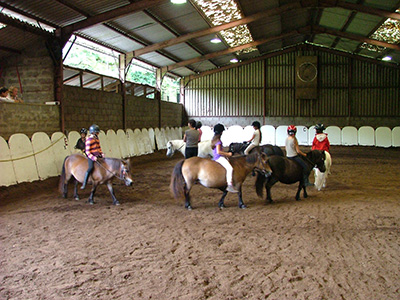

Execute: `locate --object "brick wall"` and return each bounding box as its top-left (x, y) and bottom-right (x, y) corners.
top-left (0, 41), bottom-right (54, 104)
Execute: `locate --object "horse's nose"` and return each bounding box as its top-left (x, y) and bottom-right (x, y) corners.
top-left (126, 179), bottom-right (133, 186)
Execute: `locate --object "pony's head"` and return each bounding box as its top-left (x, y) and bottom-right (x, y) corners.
top-left (247, 152), bottom-right (271, 175)
top-left (308, 150), bottom-right (326, 172)
top-left (166, 141), bottom-right (174, 157)
top-left (121, 159), bottom-right (133, 186)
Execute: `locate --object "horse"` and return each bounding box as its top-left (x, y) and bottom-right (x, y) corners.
top-left (166, 139), bottom-right (213, 158)
top-left (59, 153), bottom-right (134, 205)
top-left (229, 142), bottom-right (284, 157)
top-left (255, 150), bottom-right (326, 203)
top-left (314, 151), bottom-right (332, 191)
top-left (170, 152), bottom-right (271, 210)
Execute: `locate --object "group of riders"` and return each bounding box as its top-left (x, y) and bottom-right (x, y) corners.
top-left (76, 121), bottom-right (330, 193)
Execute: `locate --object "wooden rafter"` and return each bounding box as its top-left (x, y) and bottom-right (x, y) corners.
top-left (313, 25), bottom-right (400, 51)
top-left (57, 0), bottom-right (168, 38)
top-left (162, 28), bottom-right (310, 72)
top-left (130, 0), bottom-right (310, 58)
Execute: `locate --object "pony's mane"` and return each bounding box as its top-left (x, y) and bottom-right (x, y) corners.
top-left (245, 152), bottom-right (259, 164)
top-left (105, 157), bottom-right (123, 170)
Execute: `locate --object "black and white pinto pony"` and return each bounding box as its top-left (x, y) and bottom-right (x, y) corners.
top-left (314, 151), bottom-right (332, 191)
top-left (229, 142), bottom-right (284, 157)
top-left (166, 139), bottom-right (213, 158)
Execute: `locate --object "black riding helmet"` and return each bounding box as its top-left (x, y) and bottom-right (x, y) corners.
top-left (315, 124), bottom-right (325, 133)
top-left (196, 121), bottom-right (202, 129)
top-left (89, 124), bottom-right (100, 134)
top-left (213, 123), bottom-right (225, 134)
top-left (80, 128), bottom-right (88, 134)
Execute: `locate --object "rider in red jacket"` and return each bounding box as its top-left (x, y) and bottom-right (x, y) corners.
top-left (312, 124), bottom-right (330, 152)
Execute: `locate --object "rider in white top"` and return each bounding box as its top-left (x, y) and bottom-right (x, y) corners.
top-left (244, 121), bottom-right (262, 155)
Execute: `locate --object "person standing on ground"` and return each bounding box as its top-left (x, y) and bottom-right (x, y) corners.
top-left (183, 119), bottom-right (200, 159)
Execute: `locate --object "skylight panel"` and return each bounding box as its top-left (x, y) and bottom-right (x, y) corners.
top-left (360, 9), bottom-right (400, 52)
top-left (192, 0), bottom-right (256, 53)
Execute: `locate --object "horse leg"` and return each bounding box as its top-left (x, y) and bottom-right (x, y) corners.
top-left (266, 178), bottom-right (277, 204)
top-left (237, 189), bottom-right (246, 209)
top-left (73, 179), bottom-right (80, 200)
top-left (88, 185), bottom-right (97, 205)
top-left (295, 182), bottom-right (307, 200)
top-left (106, 182), bottom-right (120, 206)
top-left (218, 190), bottom-right (228, 209)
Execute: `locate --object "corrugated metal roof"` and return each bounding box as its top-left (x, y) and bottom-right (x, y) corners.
top-left (0, 0), bottom-right (399, 81)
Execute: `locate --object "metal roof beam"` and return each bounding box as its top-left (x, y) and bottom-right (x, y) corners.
top-left (57, 0), bottom-right (168, 37)
top-left (130, 0), bottom-right (315, 58)
top-left (313, 25), bottom-right (400, 51)
top-left (162, 27), bottom-right (309, 72)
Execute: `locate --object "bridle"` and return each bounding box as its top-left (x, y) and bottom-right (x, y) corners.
top-left (95, 159), bottom-right (128, 181)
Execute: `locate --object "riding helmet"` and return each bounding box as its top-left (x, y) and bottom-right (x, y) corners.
top-left (80, 128), bottom-right (88, 134)
top-left (89, 124), bottom-right (100, 134)
top-left (287, 125), bottom-right (297, 135)
top-left (315, 123), bottom-right (325, 133)
top-left (196, 121), bottom-right (202, 129)
top-left (213, 123), bottom-right (225, 134)
top-left (252, 121), bottom-right (261, 129)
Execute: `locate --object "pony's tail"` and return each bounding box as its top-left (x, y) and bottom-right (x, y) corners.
top-left (59, 156), bottom-right (69, 195)
top-left (170, 160), bottom-right (186, 201)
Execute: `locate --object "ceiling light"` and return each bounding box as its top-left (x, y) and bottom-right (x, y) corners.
top-left (210, 37), bottom-right (222, 44)
top-left (170, 0), bottom-right (186, 4)
top-left (230, 58), bottom-right (238, 63)
top-left (382, 56), bottom-right (392, 61)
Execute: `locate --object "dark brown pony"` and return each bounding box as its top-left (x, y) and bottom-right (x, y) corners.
top-left (255, 150), bottom-right (326, 203)
top-left (229, 142), bottom-right (284, 157)
top-left (59, 153), bottom-right (133, 205)
top-left (170, 152), bottom-right (270, 210)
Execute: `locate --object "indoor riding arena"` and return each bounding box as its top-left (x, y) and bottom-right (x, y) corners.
top-left (1, 1), bottom-right (399, 299)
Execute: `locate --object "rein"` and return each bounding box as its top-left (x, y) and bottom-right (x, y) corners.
top-left (95, 159), bottom-right (125, 181)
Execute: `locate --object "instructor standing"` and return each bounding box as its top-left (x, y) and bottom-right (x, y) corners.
top-left (183, 119), bottom-right (200, 159)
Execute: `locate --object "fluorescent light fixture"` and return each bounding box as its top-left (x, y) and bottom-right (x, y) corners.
top-left (210, 37), bottom-right (222, 44)
top-left (382, 56), bottom-right (392, 61)
top-left (0, 23), bottom-right (6, 30)
top-left (171, 0), bottom-right (186, 4)
top-left (230, 58), bottom-right (238, 63)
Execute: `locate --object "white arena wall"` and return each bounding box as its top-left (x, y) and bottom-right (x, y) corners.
top-left (1, 125), bottom-right (399, 187)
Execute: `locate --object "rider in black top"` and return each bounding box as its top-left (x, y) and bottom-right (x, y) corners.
top-left (75, 128), bottom-right (87, 152)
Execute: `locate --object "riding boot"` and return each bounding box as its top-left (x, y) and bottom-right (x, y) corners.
top-left (81, 171), bottom-right (90, 189)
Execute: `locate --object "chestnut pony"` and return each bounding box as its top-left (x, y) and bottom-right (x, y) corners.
top-left (59, 153), bottom-right (133, 205)
top-left (170, 152), bottom-right (270, 210)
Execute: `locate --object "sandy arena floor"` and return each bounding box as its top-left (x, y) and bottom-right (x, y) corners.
top-left (0, 146), bottom-right (399, 299)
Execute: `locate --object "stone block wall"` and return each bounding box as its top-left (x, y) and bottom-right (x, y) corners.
top-left (0, 41), bottom-right (54, 104)
top-left (126, 95), bottom-right (159, 129)
top-left (63, 86), bottom-right (123, 132)
top-left (0, 102), bottom-right (60, 139)
top-left (160, 101), bottom-right (184, 128)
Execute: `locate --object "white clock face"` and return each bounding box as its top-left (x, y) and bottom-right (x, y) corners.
top-left (297, 62), bottom-right (317, 83)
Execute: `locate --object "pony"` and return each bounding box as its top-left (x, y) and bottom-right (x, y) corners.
top-left (255, 150), bottom-right (326, 203)
top-left (229, 142), bottom-right (284, 157)
top-left (59, 153), bottom-right (134, 205)
top-left (170, 152), bottom-right (271, 210)
top-left (166, 139), bottom-right (213, 158)
top-left (314, 151), bottom-right (332, 191)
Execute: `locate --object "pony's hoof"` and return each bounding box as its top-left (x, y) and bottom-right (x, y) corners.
top-left (219, 204), bottom-right (226, 210)
top-left (88, 200), bottom-right (94, 205)
top-left (74, 196), bottom-right (80, 201)
top-left (186, 205), bottom-right (192, 211)
top-left (113, 201), bottom-right (120, 206)
top-left (239, 204), bottom-right (247, 209)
